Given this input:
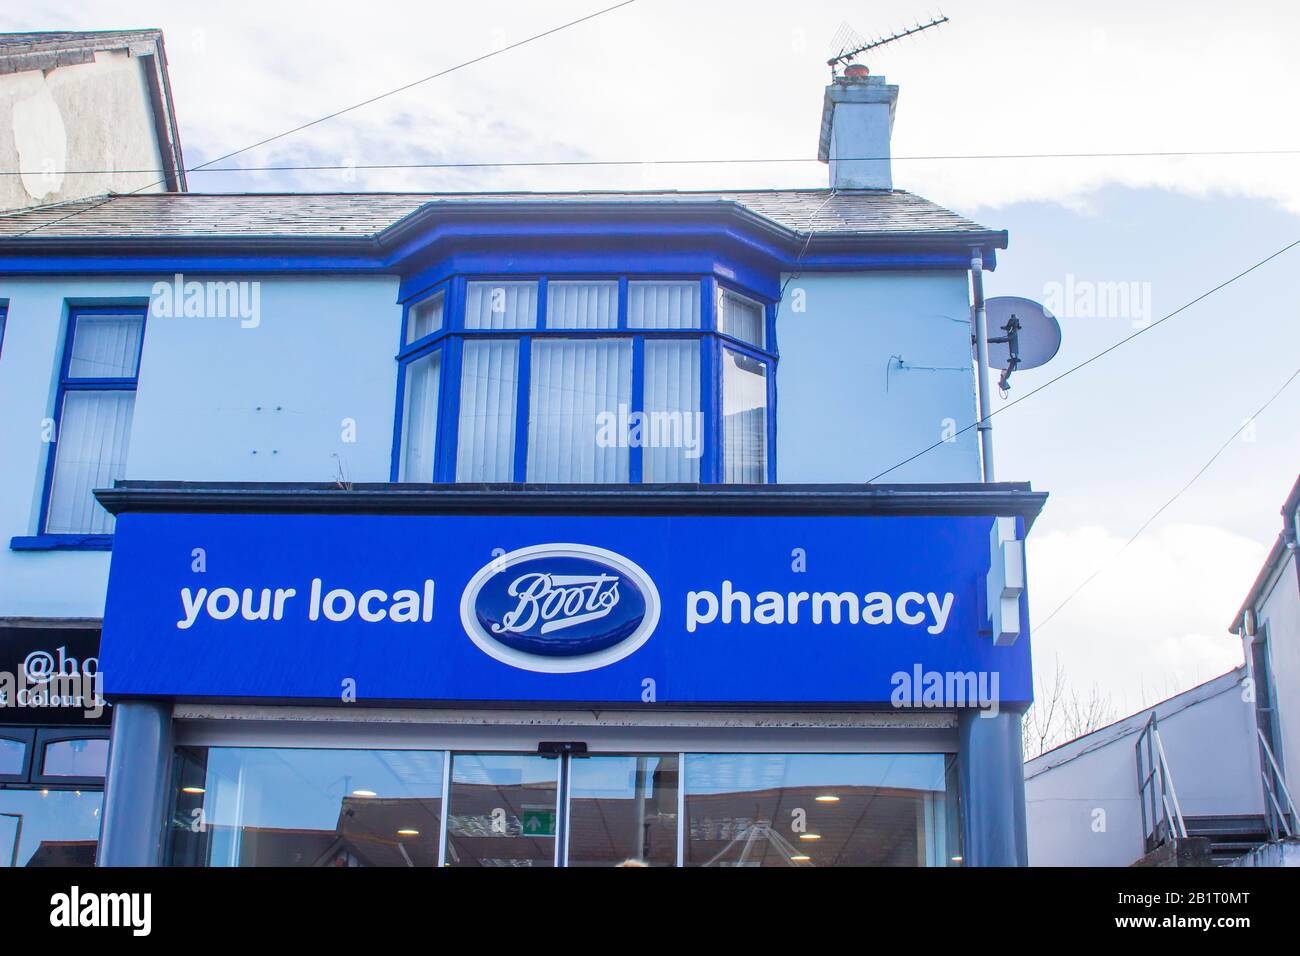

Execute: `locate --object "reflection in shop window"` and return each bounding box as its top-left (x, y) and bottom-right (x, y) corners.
top-left (684, 754), bottom-right (961, 867)
top-left (444, 753), bottom-right (559, 867)
top-left (567, 754), bottom-right (679, 866)
top-left (166, 747), bottom-right (445, 867)
top-left (0, 789), bottom-right (102, 866)
top-left (41, 738), bottom-right (109, 778)
top-left (0, 738), bottom-right (25, 777)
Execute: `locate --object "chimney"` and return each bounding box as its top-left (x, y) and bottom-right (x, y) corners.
top-left (817, 67), bottom-right (899, 190)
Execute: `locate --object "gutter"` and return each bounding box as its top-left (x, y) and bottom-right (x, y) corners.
top-left (96, 480), bottom-right (1048, 527)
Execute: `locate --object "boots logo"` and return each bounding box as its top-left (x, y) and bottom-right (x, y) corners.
top-left (460, 544), bottom-right (660, 673)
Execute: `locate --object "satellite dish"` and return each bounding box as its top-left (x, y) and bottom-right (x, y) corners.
top-left (979, 296), bottom-right (1062, 390)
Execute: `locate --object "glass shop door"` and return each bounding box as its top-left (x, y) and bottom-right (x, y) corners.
top-left (440, 752), bottom-right (681, 867)
top-left (442, 753), bottom-right (561, 867)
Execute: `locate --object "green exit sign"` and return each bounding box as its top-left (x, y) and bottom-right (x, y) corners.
top-left (521, 810), bottom-right (556, 837)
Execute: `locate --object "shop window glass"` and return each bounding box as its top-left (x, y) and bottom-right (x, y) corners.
top-left (0, 739), bottom-right (25, 776)
top-left (567, 754), bottom-right (679, 866)
top-left (444, 753), bottom-right (559, 867)
top-left (166, 747), bottom-right (445, 867)
top-left (0, 789), bottom-right (103, 867)
top-left (683, 753), bottom-right (961, 867)
top-left (41, 738), bottom-right (109, 778)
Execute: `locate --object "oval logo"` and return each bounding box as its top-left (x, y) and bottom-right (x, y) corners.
top-left (459, 544), bottom-right (661, 673)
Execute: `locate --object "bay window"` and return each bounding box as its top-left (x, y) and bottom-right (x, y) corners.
top-left (394, 275), bottom-right (774, 484)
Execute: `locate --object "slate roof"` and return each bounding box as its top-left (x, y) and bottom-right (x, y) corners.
top-left (0, 189), bottom-right (1003, 245)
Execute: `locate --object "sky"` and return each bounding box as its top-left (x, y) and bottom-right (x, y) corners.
top-left (5, 0), bottom-right (1298, 719)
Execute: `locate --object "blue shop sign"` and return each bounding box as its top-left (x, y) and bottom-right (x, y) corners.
top-left (99, 512), bottom-right (1031, 705)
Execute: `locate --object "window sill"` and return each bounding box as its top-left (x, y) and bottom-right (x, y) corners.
top-left (10, 534), bottom-right (113, 552)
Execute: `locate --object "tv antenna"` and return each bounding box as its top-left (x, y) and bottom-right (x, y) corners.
top-left (827, 14), bottom-right (950, 75)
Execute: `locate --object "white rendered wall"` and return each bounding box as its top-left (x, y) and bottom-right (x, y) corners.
top-left (0, 275), bottom-right (401, 617)
top-left (775, 270), bottom-right (981, 484)
top-left (1024, 672), bottom-right (1264, 866)
top-left (0, 50), bottom-right (167, 211)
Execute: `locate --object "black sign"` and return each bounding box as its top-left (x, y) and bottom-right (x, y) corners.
top-left (0, 625), bottom-right (109, 726)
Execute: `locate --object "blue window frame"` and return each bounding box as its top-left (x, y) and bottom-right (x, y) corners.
top-left (36, 305), bottom-right (147, 543)
top-left (392, 276), bottom-right (777, 484)
top-left (0, 302), bottom-right (7, 361)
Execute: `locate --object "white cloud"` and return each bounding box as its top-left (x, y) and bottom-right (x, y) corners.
top-left (1027, 522), bottom-right (1266, 714)
top-left (5, 0), bottom-right (1298, 214)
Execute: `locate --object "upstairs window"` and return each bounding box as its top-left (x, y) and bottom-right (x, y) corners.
top-left (717, 288), bottom-right (764, 348)
top-left (394, 276), bottom-right (774, 485)
top-left (43, 307), bottom-right (146, 535)
top-left (405, 289), bottom-right (444, 344)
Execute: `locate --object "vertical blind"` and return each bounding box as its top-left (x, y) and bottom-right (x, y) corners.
top-left (465, 281), bottom-right (538, 330)
top-left (722, 348), bottom-right (768, 484)
top-left (546, 281), bottom-right (617, 330)
top-left (719, 289), bottom-right (765, 348)
top-left (527, 339), bottom-right (632, 482)
top-left (643, 339), bottom-right (701, 482)
top-left (399, 350), bottom-right (441, 482)
top-left (628, 281), bottom-right (701, 329)
top-left (46, 391), bottom-right (136, 534)
top-left (409, 278), bottom-right (771, 485)
top-left (46, 312), bottom-right (143, 534)
top-left (456, 339), bottom-right (519, 482)
top-left (406, 291), bottom-right (444, 344)
top-left (67, 313), bottom-right (142, 377)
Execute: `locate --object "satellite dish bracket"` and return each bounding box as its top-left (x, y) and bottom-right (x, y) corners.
top-left (988, 314), bottom-right (1022, 390)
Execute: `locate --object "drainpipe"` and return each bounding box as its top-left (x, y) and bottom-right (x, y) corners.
top-left (970, 248), bottom-right (995, 482)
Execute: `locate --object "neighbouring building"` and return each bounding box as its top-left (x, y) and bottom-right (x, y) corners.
top-left (0, 29), bottom-right (185, 212)
top-left (1, 59), bottom-right (1048, 868)
top-left (1229, 473), bottom-right (1300, 864)
top-left (1025, 473), bottom-right (1300, 867)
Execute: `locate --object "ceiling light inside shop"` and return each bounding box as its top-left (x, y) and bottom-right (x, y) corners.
top-left (397, 828), bottom-right (420, 837)
top-left (352, 789), bottom-right (377, 797)
top-left (814, 795), bottom-right (840, 802)
top-left (798, 833), bottom-right (822, 841)
top-left (181, 786), bottom-right (205, 794)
